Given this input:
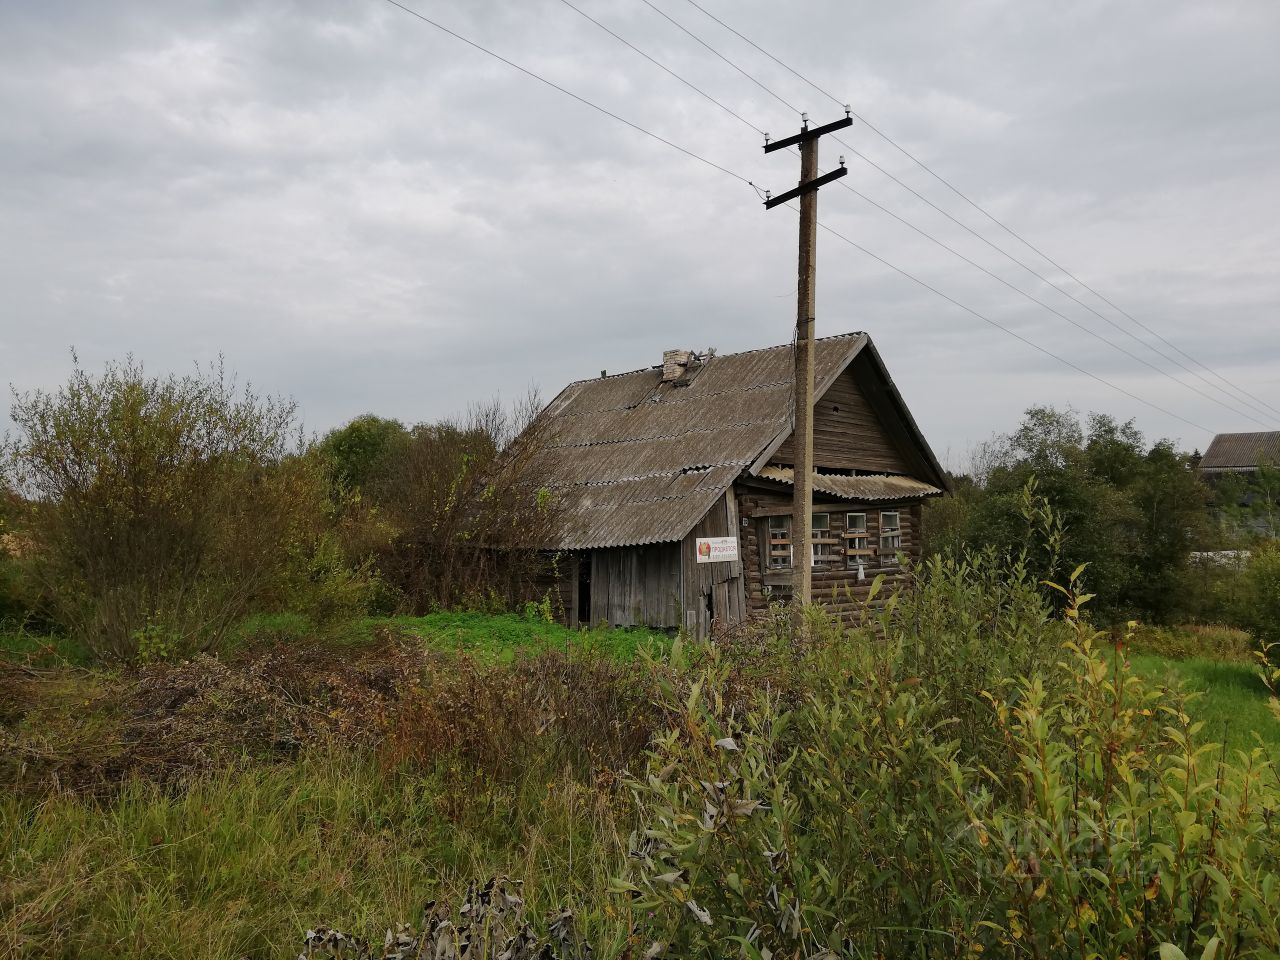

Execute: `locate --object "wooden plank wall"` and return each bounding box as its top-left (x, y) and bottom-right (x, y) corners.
top-left (736, 483), bottom-right (923, 621)
top-left (588, 542), bottom-right (682, 630)
top-left (772, 368), bottom-right (911, 474)
top-left (533, 551), bottom-right (577, 625)
top-left (679, 491), bottom-right (748, 639)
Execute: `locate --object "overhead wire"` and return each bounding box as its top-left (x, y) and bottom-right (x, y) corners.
top-left (554, 0), bottom-right (764, 135)
top-left (379, 0), bottom-right (755, 188)
top-left (812, 216), bottom-right (1214, 433)
top-left (566, 0), bottom-right (1267, 428)
top-left (636, 0), bottom-right (802, 117)
top-left (381, 0), bottom-right (1215, 435)
top-left (832, 141), bottom-right (1280, 426)
top-left (675, 0), bottom-right (1280, 423)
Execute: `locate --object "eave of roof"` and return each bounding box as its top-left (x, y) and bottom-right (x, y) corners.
top-left (756, 466), bottom-right (944, 501)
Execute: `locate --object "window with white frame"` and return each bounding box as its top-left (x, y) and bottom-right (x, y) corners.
top-left (766, 515), bottom-right (792, 569)
top-left (844, 512), bottom-right (869, 570)
top-left (879, 510), bottom-right (902, 563)
top-left (811, 512), bottom-right (836, 566)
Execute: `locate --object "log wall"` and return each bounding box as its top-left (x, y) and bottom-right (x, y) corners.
top-left (736, 483), bottom-right (924, 621)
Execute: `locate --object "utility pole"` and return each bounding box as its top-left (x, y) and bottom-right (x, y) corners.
top-left (763, 109), bottom-right (852, 626)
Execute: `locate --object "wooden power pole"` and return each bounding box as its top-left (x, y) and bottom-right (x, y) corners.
top-left (764, 110), bottom-right (852, 624)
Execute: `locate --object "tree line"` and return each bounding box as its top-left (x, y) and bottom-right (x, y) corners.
top-left (0, 357), bottom-right (557, 661)
top-left (3, 359), bottom-right (1278, 662)
top-left (923, 404), bottom-right (1280, 639)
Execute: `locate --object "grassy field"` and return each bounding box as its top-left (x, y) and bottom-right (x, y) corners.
top-left (1130, 652), bottom-right (1279, 753)
top-left (378, 611), bottom-right (669, 662)
top-left (0, 749), bottom-right (630, 958)
top-left (0, 610), bottom-right (669, 668)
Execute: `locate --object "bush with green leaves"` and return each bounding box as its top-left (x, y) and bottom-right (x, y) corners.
top-left (1236, 541), bottom-right (1280, 650)
top-left (2, 356), bottom-right (372, 660)
top-left (620, 565), bottom-right (1280, 959)
top-left (927, 406), bottom-right (1212, 624)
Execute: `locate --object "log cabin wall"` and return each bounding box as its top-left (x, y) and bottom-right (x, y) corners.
top-left (771, 367), bottom-right (912, 474)
top-left (736, 483), bottom-right (923, 621)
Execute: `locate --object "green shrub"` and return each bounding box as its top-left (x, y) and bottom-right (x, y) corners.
top-left (1237, 541), bottom-right (1280, 649)
top-left (3, 356), bottom-right (374, 661)
top-left (621, 568), bottom-right (1280, 958)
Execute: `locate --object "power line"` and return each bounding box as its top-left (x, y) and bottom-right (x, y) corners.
top-left (378, 0), bottom-right (755, 188)
top-left (637, 0), bottom-right (801, 117)
top-left (555, 0), bottom-right (763, 135)
top-left (833, 179), bottom-right (1274, 428)
top-left (383, 0), bottom-right (1215, 436)
top-left (830, 141), bottom-right (1279, 426)
top-left (581, 0), bottom-right (1269, 427)
top-left (675, 0), bottom-right (1280, 423)
top-left (811, 216), bottom-right (1214, 434)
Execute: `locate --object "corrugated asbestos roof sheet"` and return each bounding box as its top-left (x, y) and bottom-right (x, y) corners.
top-left (1199, 432), bottom-right (1280, 471)
top-left (529, 334), bottom-right (867, 549)
top-left (757, 466), bottom-right (943, 501)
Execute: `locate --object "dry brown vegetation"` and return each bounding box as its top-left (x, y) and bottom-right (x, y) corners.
top-left (1, 628), bottom-right (426, 796)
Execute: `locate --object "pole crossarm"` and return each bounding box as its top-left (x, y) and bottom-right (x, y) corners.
top-left (763, 166), bottom-right (847, 208)
top-left (762, 115), bottom-right (852, 154)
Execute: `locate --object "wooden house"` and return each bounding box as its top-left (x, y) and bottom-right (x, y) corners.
top-left (523, 332), bottom-right (949, 636)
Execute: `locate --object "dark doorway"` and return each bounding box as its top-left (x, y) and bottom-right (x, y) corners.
top-left (577, 556), bottom-right (592, 626)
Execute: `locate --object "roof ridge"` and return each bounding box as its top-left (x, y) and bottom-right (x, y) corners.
top-left (562, 330), bottom-right (866, 388)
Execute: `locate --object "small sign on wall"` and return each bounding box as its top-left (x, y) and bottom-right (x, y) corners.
top-left (695, 536), bottom-right (739, 563)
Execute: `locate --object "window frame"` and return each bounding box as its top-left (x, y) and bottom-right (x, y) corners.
top-left (844, 512), bottom-right (869, 570)
top-left (879, 510), bottom-right (902, 563)
top-left (810, 512), bottom-right (836, 567)
top-left (765, 514), bottom-right (792, 570)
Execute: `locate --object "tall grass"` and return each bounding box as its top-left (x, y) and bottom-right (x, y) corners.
top-left (1, 750), bottom-right (631, 959)
top-left (6, 553), bottom-right (1280, 958)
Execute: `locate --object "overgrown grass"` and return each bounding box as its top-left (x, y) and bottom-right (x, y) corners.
top-left (1, 611), bottom-right (667, 668)
top-left (1129, 652), bottom-right (1280, 752)
top-left (0, 750), bottom-right (630, 959)
top-left (8, 559), bottom-right (1280, 958)
top-left (374, 611), bottom-right (670, 662)
top-left (0, 627), bottom-right (93, 668)
top-left (1125, 622), bottom-right (1256, 663)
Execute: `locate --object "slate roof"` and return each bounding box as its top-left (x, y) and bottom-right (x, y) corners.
top-left (524, 332), bottom-right (944, 550)
top-left (1199, 432), bottom-right (1280, 472)
top-left (756, 466), bottom-right (944, 501)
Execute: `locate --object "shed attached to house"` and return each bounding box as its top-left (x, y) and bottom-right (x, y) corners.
top-left (523, 332), bottom-right (949, 636)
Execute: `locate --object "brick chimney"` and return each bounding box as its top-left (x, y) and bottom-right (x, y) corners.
top-left (662, 349), bottom-right (693, 382)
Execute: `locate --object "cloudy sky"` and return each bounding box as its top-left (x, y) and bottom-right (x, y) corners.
top-left (2, 0), bottom-right (1277, 463)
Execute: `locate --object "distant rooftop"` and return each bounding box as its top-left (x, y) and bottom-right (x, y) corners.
top-left (1199, 431), bottom-right (1280, 472)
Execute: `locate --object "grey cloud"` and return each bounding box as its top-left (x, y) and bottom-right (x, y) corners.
top-left (3, 0), bottom-right (1278, 457)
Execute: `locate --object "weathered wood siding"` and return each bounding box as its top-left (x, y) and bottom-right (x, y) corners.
top-left (534, 552), bottom-right (577, 625)
top-left (736, 482), bottom-right (923, 621)
top-left (771, 367), bottom-right (912, 474)
top-left (679, 491), bottom-right (748, 638)
top-left (588, 542), bottom-right (682, 629)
